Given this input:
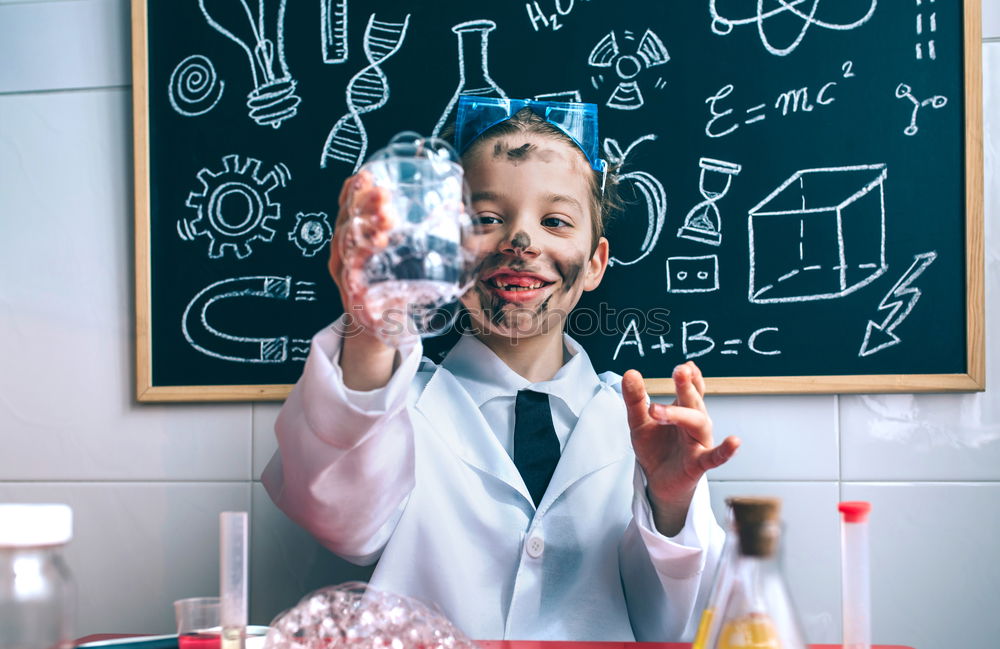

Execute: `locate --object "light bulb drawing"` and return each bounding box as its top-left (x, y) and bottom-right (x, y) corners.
top-left (432, 20), bottom-right (508, 138)
top-left (322, 13), bottom-right (411, 170)
top-left (677, 158), bottom-right (742, 247)
top-left (169, 54), bottom-right (225, 117)
top-left (603, 134), bottom-right (667, 267)
top-left (895, 83), bottom-right (947, 136)
top-left (198, 0), bottom-right (301, 128)
top-left (708, 0), bottom-right (878, 57)
top-left (588, 28), bottom-right (670, 111)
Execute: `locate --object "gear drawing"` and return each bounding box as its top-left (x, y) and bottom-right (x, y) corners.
top-left (288, 211), bottom-right (333, 257)
top-left (183, 154), bottom-right (289, 259)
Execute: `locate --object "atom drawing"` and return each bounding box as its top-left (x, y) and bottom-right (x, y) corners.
top-left (709, 0), bottom-right (878, 56)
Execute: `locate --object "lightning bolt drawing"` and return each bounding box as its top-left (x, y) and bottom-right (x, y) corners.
top-left (858, 251), bottom-right (937, 357)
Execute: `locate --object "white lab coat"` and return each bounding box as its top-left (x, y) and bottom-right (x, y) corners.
top-left (262, 320), bottom-right (724, 641)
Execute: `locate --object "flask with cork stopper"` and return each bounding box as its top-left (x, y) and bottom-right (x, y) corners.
top-left (693, 497), bottom-right (806, 649)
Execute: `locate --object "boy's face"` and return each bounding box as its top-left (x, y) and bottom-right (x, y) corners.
top-left (459, 133), bottom-right (609, 340)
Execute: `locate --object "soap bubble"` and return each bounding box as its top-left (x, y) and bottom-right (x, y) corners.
top-left (265, 582), bottom-right (479, 649)
top-left (342, 132), bottom-right (475, 347)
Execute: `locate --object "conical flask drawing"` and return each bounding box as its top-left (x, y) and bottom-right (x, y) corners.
top-left (432, 20), bottom-right (508, 138)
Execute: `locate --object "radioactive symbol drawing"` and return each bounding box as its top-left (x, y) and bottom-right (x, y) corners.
top-left (588, 28), bottom-right (670, 111)
top-left (181, 155), bottom-right (290, 259)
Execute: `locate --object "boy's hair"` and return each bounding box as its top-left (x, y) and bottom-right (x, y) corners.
top-left (446, 107), bottom-right (621, 253)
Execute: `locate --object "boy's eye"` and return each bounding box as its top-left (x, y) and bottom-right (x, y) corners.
top-left (541, 215), bottom-right (571, 228)
top-left (474, 213), bottom-right (503, 226)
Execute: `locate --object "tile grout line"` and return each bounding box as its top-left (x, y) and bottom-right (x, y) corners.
top-left (0, 84), bottom-right (130, 97)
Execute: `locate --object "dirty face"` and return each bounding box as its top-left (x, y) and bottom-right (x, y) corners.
top-left (459, 134), bottom-right (609, 341)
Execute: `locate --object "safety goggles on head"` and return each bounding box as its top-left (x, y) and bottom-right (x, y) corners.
top-left (454, 96), bottom-right (608, 175)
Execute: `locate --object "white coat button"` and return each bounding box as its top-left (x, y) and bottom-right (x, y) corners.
top-left (525, 535), bottom-right (544, 558)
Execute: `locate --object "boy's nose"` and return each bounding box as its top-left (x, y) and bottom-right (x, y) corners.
top-left (500, 227), bottom-right (540, 257)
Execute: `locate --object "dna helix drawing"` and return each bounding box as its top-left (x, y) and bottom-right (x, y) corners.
top-left (321, 13), bottom-right (411, 171)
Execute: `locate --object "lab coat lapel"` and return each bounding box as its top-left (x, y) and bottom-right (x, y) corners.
top-left (536, 383), bottom-right (631, 515)
top-left (415, 366), bottom-right (533, 503)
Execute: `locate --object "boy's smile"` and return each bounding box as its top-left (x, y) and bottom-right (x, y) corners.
top-left (459, 134), bottom-right (608, 339)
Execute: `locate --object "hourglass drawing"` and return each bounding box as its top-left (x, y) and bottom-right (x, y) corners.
top-left (321, 13), bottom-right (411, 170)
top-left (432, 19), bottom-right (508, 138)
top-left (677, 157), bottom-right (742, 246)
top-left (198, 0), bottom-right (302, 128)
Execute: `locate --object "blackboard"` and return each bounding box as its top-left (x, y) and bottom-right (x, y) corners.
top-left (132, 0), bottom-right (983, 401)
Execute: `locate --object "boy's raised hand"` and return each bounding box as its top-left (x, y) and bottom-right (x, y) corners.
top-left (621, 362), bottom-right (740, 537)
top-left (328, 171), bottom-right (395, 335)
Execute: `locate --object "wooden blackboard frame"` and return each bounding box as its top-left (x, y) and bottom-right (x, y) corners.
top-left (131, 0), bottom-right (984, 401)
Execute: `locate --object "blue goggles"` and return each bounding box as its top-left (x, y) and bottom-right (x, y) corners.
top-left (454, 96), bottom-right (607, 174)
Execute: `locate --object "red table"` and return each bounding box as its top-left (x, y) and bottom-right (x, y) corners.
top-left (77, 636), bottom-right (915, 649)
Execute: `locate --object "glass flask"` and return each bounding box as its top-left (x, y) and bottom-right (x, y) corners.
top-left (696, 497), bottom-right (806, 649)
top-left (0, 504), bottom-right (75, 649)
top-left (344, 131), bottom-right (474, 347)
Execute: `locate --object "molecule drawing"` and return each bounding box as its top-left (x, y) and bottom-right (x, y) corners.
top-left (709, 0), bottom-right (878, 57)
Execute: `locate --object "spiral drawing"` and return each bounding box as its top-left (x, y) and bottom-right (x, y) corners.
top-left (169, 54), bottom-right (225, 117)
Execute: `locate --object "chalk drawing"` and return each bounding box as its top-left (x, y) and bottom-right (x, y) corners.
top-left (678, 157), bottom-right (742, 246)
top-left (169, 55), bottom-right (225, 117)
top-left (432, 20), bottom-right (508, 139)
top-left (182, 276), bottom-right (314, 363)
top-left (182, 154), bottom-right (290, 259)
top-left (588, 28), bottom-right (670, 110)
top-left (603, 135), bottom-right (666, 267)
top-left (709, 0), bottom-right (878, 56)
top-left (667, 255), bottom-right (720, 293)
top-left (706, 60), bottom-right (855, 138)
top-left (288, 211), bottom-right (333, 257)
top-left (321, 0), bottom-right (349, 63)
top-left (198, 0), bottom-right (301, 128)
top-left (895, 83), bottom-right (947, 135)
top-left (859, 251), bottom-right (937, 356)
top-left (915, 0), bottom-right (937, 60)
top-left (748, 164), bottom-right (888, 303)
top-left (321, 13), bottom-right (411, 170)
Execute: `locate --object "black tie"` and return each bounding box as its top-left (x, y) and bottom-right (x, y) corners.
top-left (513, 390), bottom-right (561, 507)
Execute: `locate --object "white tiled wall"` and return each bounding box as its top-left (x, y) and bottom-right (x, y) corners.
top-left (1, 2), bottom-right (997, 648)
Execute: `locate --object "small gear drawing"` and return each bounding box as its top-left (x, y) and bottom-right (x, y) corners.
top-left (288, 211), bottom-right (333, 257)
top-left (182, 154), bottom-right (290, 259)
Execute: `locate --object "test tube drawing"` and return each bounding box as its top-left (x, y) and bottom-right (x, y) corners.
top-left (321, 0), bottom-right (349, 63)
top-left (321, 13), bottom-right (411, 171)
top-left (182, 276), bottom-right (314, 364)
top-left (895, 83), bottom-right (947, 136)
top-left (169, 54), bottom-right (226, 117)
top-left (678, 158), bottom-right (742, 247)
top-left (432, 20), bottom-right (508, 138)
top-left (198, 0), bottom-right (301, 128)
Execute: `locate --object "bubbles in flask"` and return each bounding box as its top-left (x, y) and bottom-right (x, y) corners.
top-left (265, 582), bottom-right (478, 649)
top-left (342, 132), bottom-right (474, 347)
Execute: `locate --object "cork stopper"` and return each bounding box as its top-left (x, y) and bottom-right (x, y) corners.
top-left (727, 496), bottom-right (781, 557)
